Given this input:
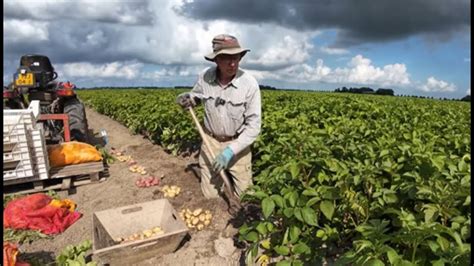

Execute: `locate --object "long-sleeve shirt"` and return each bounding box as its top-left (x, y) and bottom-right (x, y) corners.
top-left (188, 66), bottom-right (261, 155)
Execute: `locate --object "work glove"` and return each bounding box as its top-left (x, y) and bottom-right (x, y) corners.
top-left (212, 146), bottom-right (234, 173)
top-left (176, 93), bottom-right (198, 108)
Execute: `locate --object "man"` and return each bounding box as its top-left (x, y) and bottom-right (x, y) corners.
top-left (176, 34), bottom-right (261, 200)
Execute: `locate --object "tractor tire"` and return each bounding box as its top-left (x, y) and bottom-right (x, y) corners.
top-left (63, 97), bottom-right (89, 143)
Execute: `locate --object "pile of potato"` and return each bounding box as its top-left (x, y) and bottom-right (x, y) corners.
top-left (161, 185), bottom-right (181, 198)
top-left (129, 164), bottom-right (147, 175)
top-left (115, 226), bottom-right (164, 243)
top-left (116, 155), bottom-right (132, 162)
top-left (179, 208), bottom-right (212, 231)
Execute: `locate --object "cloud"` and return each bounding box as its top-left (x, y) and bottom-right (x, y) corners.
top-left (4, 0), bottom-right (155, 25)
top-left (419, 76), bottom-right (457, 92)
top-left (4, 19), bottom-right (49, 42)
top-left (255, 55), bottom-right (411, 87)
top-left (176, 0), bottom-right (470, 47)
top-left (320, 47), bottom-right (349, 55)
top-left (58, 62), bottom-right (143, 80)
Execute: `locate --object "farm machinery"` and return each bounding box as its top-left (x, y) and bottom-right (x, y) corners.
top-left (3, 54), bottom-right (89, 144)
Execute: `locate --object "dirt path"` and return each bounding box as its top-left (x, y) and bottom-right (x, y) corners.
top-left (20, 107), bottom-right (247, 265)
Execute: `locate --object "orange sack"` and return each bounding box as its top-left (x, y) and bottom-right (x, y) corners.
top-left (48, 141), bottom-right (102, 168)
top-left (3, 193), bottom-right (82, 235)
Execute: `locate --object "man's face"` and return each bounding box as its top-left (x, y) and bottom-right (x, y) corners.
top-left (215, 53), bottom-right (242, 79)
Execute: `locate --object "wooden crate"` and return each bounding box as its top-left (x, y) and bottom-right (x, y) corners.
top-left (92, 199), bottom-right (189, 265)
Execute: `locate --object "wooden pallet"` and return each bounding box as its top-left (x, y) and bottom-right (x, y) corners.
top-left (3, 161), bottom-right (108, 195)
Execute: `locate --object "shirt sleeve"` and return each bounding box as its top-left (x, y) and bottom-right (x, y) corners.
top-left (228, 80), bottom-right (262, 155)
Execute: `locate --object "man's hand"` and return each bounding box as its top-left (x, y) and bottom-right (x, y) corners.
top-left (212, 147), bottom-right (234, 173)
top-left (176, 93), bottom-right (198, 108)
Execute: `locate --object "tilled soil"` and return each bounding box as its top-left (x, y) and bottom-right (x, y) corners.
top-left (19, 107), bottom-right (249, 266)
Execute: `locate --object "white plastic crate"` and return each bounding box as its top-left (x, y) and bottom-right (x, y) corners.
top-left (3, 161), bottom-right (34, 180)
top-left (29, 128), bottom-right (50, 180)
top-left (3, 141), bottom-right (30, 161)
top-left (3, 122), bottom-right (29, 144)
top-left (3, 100), bottom-right (40, 130)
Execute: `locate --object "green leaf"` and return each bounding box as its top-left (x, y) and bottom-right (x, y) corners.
top-left (275, 260), bottom-right (291, 266)
top-left (274, 245), bottom-right (290, 256)
top-left (289, 162), bottom-right (300, 178)
top-left (270, 195), bottom-right (285, 208)
top-left (252, 191), bottom-right (269, 199)
top-left (256, 222), bottom-right (267, 236)
top-left (289, 225), bottom-right (301, 243)
top-left (379, 150), bottom-right (389, 157)
top-left (244, 231), bottom-right (259, 242)
top-left (301, 206), bottom-right (318, 226)
top-left (436, 235), bottom-right (450, 252)
top-left (320, 200), bottom-right (335, 220)
top-left (302, 188), bottom-right (318, 196)
top-left (283, 207), bottom-right (294, 218)
top-left (292, 242), bottom-right (310, 254)
top-left (287, 191), bottom-right (298, 207)
top-left (316, 229), bottom-right (325, 238)
top-left (294, 208), bottom-right (304, 223)
top-left (262, 197), bottom-right (275, 219)
top-left (431, 259), bottom-right (447, 266)
top-left (364, 259), bottom-right (384, 266)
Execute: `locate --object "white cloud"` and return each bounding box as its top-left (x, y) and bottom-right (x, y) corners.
top-left (58, 62), bottom-right (143, 80)
top-left (466, 88), bottom-right (470, 95)
top-left (4, 19), bottom-right (49, 42)
top-left (320, 46), bottom-right (349, 55)
top-left (247, 35), bottom-right (314, 67)
top-left (4, 0), bottom-right (154, 25)
top-left (258, 55), bottom-right (410, 87)
top-left (419, 76), bottom-right (457, 92)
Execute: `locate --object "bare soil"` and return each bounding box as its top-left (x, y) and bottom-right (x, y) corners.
top-left (19, 107), bottom-right (249, 265)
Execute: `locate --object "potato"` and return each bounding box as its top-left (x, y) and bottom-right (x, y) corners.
top-left (193, 208), bottom-right (203, 216)
top-left (196, 224), bottom-right (204, 231)
top-left (191, 217), bottom-right (199, 225)
top-left (115, 237), bottom-right (124, 242)
top-left (152, 227), bottom-right (162, 233)
top-left (204, 220), bottom-right (211, 226)
top-left (143, 230), bottom-right (153, 238)
top-left (205, 213), bottom-right (212, 220)
top-left (198, 213), bottom-right (206, 222)
top-left (205, 210), bottom-right (211, 215)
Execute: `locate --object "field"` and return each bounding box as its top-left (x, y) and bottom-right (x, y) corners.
top-left (75, 88), bottom-right (470, 265)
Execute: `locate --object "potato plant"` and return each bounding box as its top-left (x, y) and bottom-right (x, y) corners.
top-left (77, 89), bottom-right (470, 265)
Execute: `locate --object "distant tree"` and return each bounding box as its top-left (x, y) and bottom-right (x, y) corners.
top-left (259, 85), bottom-right (276, 90)
top-left (461, 95), bottom-right (471, 101)
top-left (375, 88), bottom-right (394, 96)
top-left (341, 87), bottom-right (348, 92)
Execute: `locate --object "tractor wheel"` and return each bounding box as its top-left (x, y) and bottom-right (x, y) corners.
top-left (63, 97), bottom-right (89, 143)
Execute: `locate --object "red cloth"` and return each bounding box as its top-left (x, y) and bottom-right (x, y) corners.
top-left (3, 193), bottom-right (82, 235)
top-left (3, 242), bottom-right (31, 266)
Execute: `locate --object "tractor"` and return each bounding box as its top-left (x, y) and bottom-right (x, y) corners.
top-left (3, 54), bottom-right (89, 144)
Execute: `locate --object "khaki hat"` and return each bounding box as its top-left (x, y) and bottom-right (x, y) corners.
top-left (205, 34), bottom-right (250, 62)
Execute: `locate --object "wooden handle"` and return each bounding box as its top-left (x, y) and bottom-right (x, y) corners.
top-left (188, 107), bottom-right (237, 199)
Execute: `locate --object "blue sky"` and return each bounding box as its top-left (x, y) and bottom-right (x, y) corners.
top-left (3, 0), bottom-right (471, 99)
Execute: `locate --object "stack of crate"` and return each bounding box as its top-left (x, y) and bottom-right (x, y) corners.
top-left (3, 101), bottom-right (50, 183)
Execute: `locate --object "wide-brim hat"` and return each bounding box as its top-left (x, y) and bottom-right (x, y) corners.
top-left (205, 34), bottom-right (250, 62)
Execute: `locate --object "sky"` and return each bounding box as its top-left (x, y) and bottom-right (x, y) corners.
top-left (3, 0), bottom-right (471, 99)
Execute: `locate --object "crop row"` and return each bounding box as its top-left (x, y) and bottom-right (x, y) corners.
top-left (77, 89), bottom-right (470, 265)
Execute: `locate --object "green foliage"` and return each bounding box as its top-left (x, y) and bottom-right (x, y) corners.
top-left (56, 240), bottom-right (97, 266)
top-left (77, 89), bottom-right (471, 265)
top-left (3, 228), bottom-right (51, 245)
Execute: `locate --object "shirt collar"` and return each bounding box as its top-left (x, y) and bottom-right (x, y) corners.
top-left (208, 67), bottom-right (242, 89)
